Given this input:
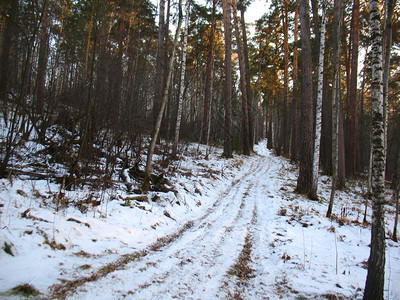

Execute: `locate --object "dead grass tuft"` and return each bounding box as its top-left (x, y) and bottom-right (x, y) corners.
top-left (9, 283), bottom-right (40, 297)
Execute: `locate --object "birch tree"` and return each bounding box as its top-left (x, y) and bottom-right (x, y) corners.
top-left (363, 0), bottom-right (386, 297)
top-left (311, 0), bottom-right (327, 200)
top-left (173, 0), bottom-right (191, 157)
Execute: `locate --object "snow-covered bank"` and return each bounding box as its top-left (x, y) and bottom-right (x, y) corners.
top-left (1, 140), bottom-right (399, 299)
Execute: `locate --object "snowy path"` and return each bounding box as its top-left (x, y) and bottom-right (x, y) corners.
top-left (3, 142), bottom-right (399, 299)
top-left (68, 155), bottom-right (281, 299)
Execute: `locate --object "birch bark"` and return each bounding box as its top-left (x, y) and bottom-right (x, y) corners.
top-left (363, 0), bottom-right (386, 298)
top-left (311, 0), bottom-right (327, 200)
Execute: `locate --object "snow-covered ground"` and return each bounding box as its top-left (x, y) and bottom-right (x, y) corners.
top-left (1, 140), bottom-right (399, 299)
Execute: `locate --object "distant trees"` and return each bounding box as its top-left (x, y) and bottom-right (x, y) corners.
top-left (1, 0), bottom-right (268, 185)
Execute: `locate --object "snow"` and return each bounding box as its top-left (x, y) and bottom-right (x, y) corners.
top-left (1, 140), bottom-right (399, 299)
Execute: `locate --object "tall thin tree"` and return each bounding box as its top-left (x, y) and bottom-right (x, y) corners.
top-left (202, 0), bottom-right (217, 145)
top-left (153, 0), bottom-right (166, 130)
top-left (222, 0), bottom-right (233, 158)
top-left (383, 0), bottom-right (396, 166)
top-left (297, 0), bottom-right (314, 195)
top-left (327, 0), bottom-right (342, 217)
top-left (173, 0), bottom-right (191, 157)
top-left (282, 0), bottom-right (290, 155)
top-left (363, 0), bottom-right (386, 298)
top-left (143, 0), bottom-right (184, 192)
top-left (290, 0), bottom-right (299, 162)
top-left (347, 0), bottom-right (360, 177)
top-left (311, 0), bottom-right (327, 200)
top-left (232, 0), bottom-right (250, 155)
top-left (239, 0), bottom-right (253, 150)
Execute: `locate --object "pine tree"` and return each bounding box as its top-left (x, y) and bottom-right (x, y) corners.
top-left (296, 0), bottom-right (314, 195)
top-left (222, 0), bottom-right (233, 158)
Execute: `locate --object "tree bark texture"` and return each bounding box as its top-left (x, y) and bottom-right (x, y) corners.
top-left (363, 0), bottom-right (386, 298)
top-left (296, 0), bottom-right (314, 195)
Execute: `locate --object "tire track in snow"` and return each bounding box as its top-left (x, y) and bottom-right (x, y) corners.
top-left (67, 157), bottom-right (269, 299)
top-left (238, 154), bottom-right (293, 298)
top-left (219, 155), bottom-right (276, 298)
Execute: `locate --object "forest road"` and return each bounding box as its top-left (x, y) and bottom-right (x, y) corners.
top-left (68, 154), bottom-right (282, 299)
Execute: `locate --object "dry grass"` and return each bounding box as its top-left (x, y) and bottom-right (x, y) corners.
top-left (9, 283), bottom-right (40, 297)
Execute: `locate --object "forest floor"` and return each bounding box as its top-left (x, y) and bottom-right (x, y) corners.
top-left (1, 140), bottom-right (399, 299)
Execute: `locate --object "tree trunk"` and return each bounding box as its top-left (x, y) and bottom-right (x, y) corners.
top-left (363, 0), bottom-right (386, 298)
top-left (311, 0), bottom-right (320, 61)
top-left (311, 0), bottom-right (327, 200)
top-left (347, 0), bottom-right (360, 177)
top-left (383, 0), bottom-right (396, 172)
top-left (153, 0), bottom-right (166, 131)
top-left (202, 0), bottom-right (217, 144)
top-left (392, 133), bottom-right (400, 242)
top-left (281, 0), bottom-right (289, 155)
top-left (232, 0), bottom-right (250, 155)
top-left (0, 0), bottom-right (19, 105)
top-left (296, 0), bottom-right (314, 195)
top-left (290, 0), bottom-right (299, 162)
top-left (240, 3), bottom-right (253, 150)
top-left (143, 0), bottom-right (184, 193)
top-left (394, 189), bottom-right (399, 242)
top-left (338, 100), bottom-right (346, 188)
top-left (173, 0), bottom-right (190, 157)
top-left (36, 0), bottom-right (50, 115)
top-left (222, 0), bottom-right (233, 158)
top-left (327, 0), bottom-right (342, 218)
